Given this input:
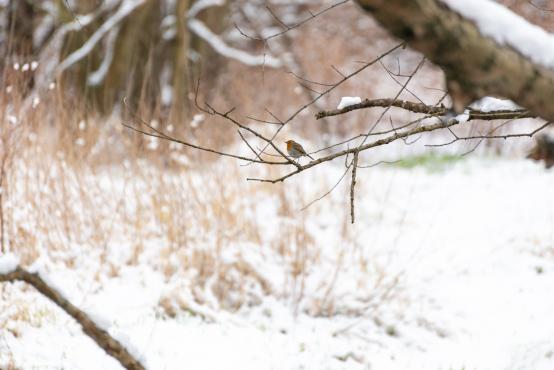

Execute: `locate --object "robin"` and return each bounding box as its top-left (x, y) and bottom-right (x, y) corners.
top-left (285, 139), bottom-right (314, 160)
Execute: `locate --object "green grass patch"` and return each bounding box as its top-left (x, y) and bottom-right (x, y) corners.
top-left (391, 152), bottom-right (464, 171)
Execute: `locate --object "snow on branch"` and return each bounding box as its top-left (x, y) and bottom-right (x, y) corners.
top-left (187, 0), bottom-right (226, 19)
top-left (88, 25), bottom-right (121, 86)
top-left (57, 0), bottom-right (146, 73)
top-left (0, 253), bottom-right (19, 274)
top-left (316, 98), bottom-right (533, 120)
top-left (183, 0), bottom-right (282, 68)
top-left (35, 5), bottom-right (108, 88)
top-left (188, 19), bottom-right (281, 68)
top-left (441, 0), bottom-right (554, 69)
top-left (356, 0), bottom-right (554, 121)
top-left (0, 265), bottom-right (146, 370)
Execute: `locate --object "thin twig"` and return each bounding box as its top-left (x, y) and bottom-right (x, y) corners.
top-left (350, 152), bottom-right (359, 224)
top-left (427, 121), bottom-right (551, 147)
top-left (234, 0), bottom-right (350, 42)
top-left (254, 42), bottom-right (406, 158)
top-left (300, 166), bottom-right (351, 211)
top-left (237, 129), bottom-right (263, 161)
top-left (121, 122), bottom-right (287, 165)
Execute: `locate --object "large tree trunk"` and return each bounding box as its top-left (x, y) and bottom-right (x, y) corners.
top-left (4, 0), bottom-right (36, 92)
top-left (59, 0), bottom-right (164, 113)
top-left (169, 0), bottom-right (192, 124)
top-left (99, 0), bottom-right (163, 113)
top-left (356, 0), bottom-right (554, 121)
top-left (54, 0), bottom-right (230, 117)
top-left (6, 0), bottom-right (34, 57)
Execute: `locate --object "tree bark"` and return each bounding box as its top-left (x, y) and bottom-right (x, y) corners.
top-left (6, 0), bottom-right (34, 57)
top-left (100, 0), bottom-right (162, 113)
top-left (169, 0), bottom-right (192, 124)
top-left (355, 0), bottom-right (554, 121)
top-left (5, 0), bottom-right (36, 92)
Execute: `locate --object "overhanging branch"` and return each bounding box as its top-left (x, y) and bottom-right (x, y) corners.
top-left (355, 0), bottom-right (554, 121)
top-left (0, 267), bottom-right (145, 370)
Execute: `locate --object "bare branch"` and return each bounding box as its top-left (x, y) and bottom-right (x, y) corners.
top-left (363, 57), bottom-right (426, 142)
top-left (246, 115), bottom-right (283, 125)
top-left (427, 121), bottom-right (552, 147)
top-left (350, 152), bottom-right (359, 224)
top-left (527, 0), bottom-right (554, 12)
top-left (121, 122), bottom-right (287, 165)
top-left (205, 103), bottom-right (299, 168)
top-left (379, 59), bottom-right (426, 103)
top-left (122, 97), bottom-right (288, 165)
top-left (357, 160), bottom-right (401, 169)
top-left (265, 5), bottom-right (290, 30)
top-left (237, 129), bottom-right (263, 161)
top-left (286, 71), bottom-right (336, 87)
top-left (247, 118), bottom-right (461, 183)
top-left (234, 0), bottom-right (350, 42)
top-left (253, 42), bottom-right (406, 158)
top-left (300, 166), bottom-right (351, 211)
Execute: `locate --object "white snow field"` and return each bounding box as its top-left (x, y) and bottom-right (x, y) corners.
top-left (1, 155), bottom-right (554, 370)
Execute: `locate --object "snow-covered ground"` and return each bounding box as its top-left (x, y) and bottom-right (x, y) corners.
top-left (1, 155), bottom-right (554, 370)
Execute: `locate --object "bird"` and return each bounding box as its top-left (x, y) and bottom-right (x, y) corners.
top-left (285, 139), bottom-right (314, 160)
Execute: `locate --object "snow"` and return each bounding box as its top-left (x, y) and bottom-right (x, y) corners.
top-left (190, 113), bottom-right (205, 128)
top-left (32, 97), bottom-right (40, 109)
top-left (58, 0), bottom-right (147, 73)
top-left (187, 0), bottom-right (226, 18)
top-left (5, 3), bottom-right (554, 368)
top-left (454, 109), bottom-right (470, 123)
top-left (188, 19), bottom-right (281, 68)
top-left (2, 156), bottom-right (554, 370)
top-left (87, 26), bottom-right (120, 86)
top-left (27, 258), bottom-right (66, 296)
top-left (7, 115), bottom-right (17, 125)
top-left (470, 96), bottom-right (522, 112)
top-left (441, 0), bottom-right (554, 68)
top-left (337, 96), bottom-right (362, 109)
top-left (0, 253), bottom-right (19, 274)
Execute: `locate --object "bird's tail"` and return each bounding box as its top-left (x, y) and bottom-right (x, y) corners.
top-left (307, 154), bottom-right (314, 160)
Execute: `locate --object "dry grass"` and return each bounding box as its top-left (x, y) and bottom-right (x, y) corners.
top-left (3, 75), bottom-right (388, 315)
top-left (0, 70), bottom-right (400, 320)
top-left (0, 20), bottom-right (423, 329)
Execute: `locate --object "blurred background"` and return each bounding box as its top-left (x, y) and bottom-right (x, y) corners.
top-left (1, 1), bottom-right (554, 369)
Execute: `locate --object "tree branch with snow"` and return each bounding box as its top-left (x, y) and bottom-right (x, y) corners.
top-left (355, 0), bottom-right (554, 121)
top-left (0, 255), bottom-right (145, 370)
